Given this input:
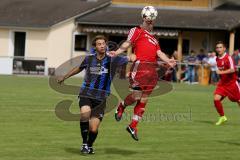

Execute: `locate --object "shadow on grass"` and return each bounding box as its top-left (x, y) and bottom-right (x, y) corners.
top-left (64, 147), bottom-right (138, 155)
top-left (194, 120), bottom-right (214, 125)
top-left (64, 148), bottom-right (81, 155)
top-left (102, 147), bottom-right (138, 155)
top-left (217, 140), bottom-right (240, 146)
top-left (195, 120), bottom-right (238, 126)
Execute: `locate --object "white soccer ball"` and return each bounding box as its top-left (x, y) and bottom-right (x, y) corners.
top-left (141, 6), bottom-right (158, 21)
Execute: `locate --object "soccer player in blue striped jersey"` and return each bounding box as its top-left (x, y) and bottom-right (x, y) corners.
top-left (57, 35), bottom-right (135, 154)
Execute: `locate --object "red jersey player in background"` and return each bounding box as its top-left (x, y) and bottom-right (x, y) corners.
top-left (109, 6), bottom-right (176, 141)
top-left (214, 41), bottom-right (240, 125)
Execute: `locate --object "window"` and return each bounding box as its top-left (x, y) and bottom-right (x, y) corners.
top-left (159, 38), bottom-right (190, 56)
top-left (74, 35), bottom-right (87, 51)
top-left (108, 35), bottom-right (127, 51)
top-left (14, 32), bottom-right (26, 57)
top-left (183, 39), bottom-right (190, 55)
top-left (159, 38), bottom-right (178, 56)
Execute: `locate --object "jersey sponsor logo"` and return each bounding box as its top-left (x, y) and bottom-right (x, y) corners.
top-left (90, 65), bottom-right (108, 75)
top-left (218, 66), bottom-right (224, 70)
top-left (144, 34), bottom-right (158, 46)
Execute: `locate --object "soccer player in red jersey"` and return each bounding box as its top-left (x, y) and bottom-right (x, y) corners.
top-left (109, 7), bottom-right (176, 140)
top-left (214, 41), bottom-right (240, 125)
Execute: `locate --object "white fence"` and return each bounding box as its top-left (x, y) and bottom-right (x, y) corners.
top-left (0, 56), bottom-right (48, 75)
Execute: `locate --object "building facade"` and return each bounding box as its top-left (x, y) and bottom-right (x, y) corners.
top-left (0, 0), bottom-right (239, 75)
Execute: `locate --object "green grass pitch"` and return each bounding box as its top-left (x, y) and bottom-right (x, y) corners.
top-left (1, 75), bottom-right (240, 160)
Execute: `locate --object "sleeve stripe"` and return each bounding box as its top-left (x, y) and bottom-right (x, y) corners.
top-left (127, 28), bottom-right (135, 40)
top-left (228, 56), bottom-right (235, 69)
top-left (127, 27), bottom-right (136, 41)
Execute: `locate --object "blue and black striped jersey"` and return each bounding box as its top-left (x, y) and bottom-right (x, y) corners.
top-left (79, 54), bottom-right (128, 100)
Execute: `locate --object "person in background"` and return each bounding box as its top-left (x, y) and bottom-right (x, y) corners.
top-left (207, 51), bottom-right (218, 84)
top-left (202, 52), bottom-right (210, 64)
top-left (197, 49), bottom-right (207, 63)
top-left (196, 49), bottom-right (207, 83)
top-left (171, 50), bottom-right (178, 82)
top-left (180, 63), bottom-right (189, 83)
top-left (232, 49), bottom-right (240, 81)
top-left (232, 49), bottom-right (240, 66)
top-left (186, 50), bottom-right (198, 84)
top-left (213, 41), bottom-right (240, 125)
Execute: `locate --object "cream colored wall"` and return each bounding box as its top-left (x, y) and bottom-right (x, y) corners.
top-left (112, 0), bottom-right (210, 9)
top-left (25, 30), bottom-right (49, 58)
top-left (0, 28), bottom-right (50, 58)
top-left (0, 20), bottom-right (78, 70)
top-left (183, 31), bottom-right (210, 54)
top-left (25, 20), bottom-right (76, 68)
top-left (0, 28), bottom-right (10, 56)
top-left (47, 20), bottom-right (76, 68)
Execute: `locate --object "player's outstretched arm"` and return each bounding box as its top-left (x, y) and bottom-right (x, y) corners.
top-left (157, 50), bottom-right (176, 68)
top-left (57, 67), bottom-right (81, 84)
top-left (108, 41), bottom-right (132, 57)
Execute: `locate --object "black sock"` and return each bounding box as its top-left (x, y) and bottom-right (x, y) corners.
top-left (80, 121), bottom-right (89, 144)
top-left (88, 131), bottom-right (98, 147)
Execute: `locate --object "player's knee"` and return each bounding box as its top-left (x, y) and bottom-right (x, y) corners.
top-left (89, 126), bottom-right (98, 133)
top-left (80, 106), bottom-right (91, 122)
top-left (214, 94), bottom-right (222, 101)
top-left (140, 98), bottom-right (148, 103)
top-left (140, 95), bottom-right (148, 103)
top-left (80, 116), bottom-right (90, 122)
top-left (80, 112), bottom-right (91, 122)
top-left (132, 92), bottom-right (142, 100)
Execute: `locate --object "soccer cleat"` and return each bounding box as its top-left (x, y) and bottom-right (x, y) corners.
top-left (215, 116), bottom-right (228, 126)
top-left (88, 147), bottom-right (95, 154)
top-left (115, 102), bottom-right (125, 122)
top-left (126, 125), bottom-right (139, 141)
top-left (80, 144), bottom-right (89, 154)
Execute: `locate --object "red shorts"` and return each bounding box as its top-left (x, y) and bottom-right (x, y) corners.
top-left (129, 60), bottom-right (158, 95)
top-left (214, 81), bottom-right (240, 102)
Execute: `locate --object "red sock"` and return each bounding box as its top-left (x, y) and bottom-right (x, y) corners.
top-left (123, 94), bottom-right (137, 107)
top-left (214, 100), bottom-right (224, 116)
top-left (130, 101), bottom-right (146, 128)
top-left (130, 119), bottom-right (138, 129)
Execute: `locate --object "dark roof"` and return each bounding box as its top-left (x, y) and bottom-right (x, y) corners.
top-left (0, 0), bottom-right (110, 28)
top-left (216, 1), bottom-right (240, 10)
top-left (76, 5), bottom-right (240, 31)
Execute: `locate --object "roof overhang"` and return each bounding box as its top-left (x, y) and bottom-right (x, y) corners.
top-left (78, 24), bottom-right (179, 37)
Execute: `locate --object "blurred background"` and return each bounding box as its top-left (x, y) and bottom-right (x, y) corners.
top-left (0, 0), bottom-right (240, 83)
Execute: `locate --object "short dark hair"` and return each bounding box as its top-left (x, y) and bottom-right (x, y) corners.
top-left (216, 41), bottom-right (226, 47)
top-left (92, 35), bottom-right (107, 46)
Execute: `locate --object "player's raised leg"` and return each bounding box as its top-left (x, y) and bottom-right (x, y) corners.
top-left (115, 90), bottom-right (141, 121)
top-left (126, 93), bottom-right (148, 141)
top-left (214, 94), bottom-right (227, 125)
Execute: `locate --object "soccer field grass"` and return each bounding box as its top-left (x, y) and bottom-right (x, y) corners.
top-left (1, 75), bottom-right (240, 160)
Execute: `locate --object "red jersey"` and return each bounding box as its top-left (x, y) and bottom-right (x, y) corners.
top-left (127, 27), bottom-right (160, 62)
top-left (216, 53), bottom-right (237, 85)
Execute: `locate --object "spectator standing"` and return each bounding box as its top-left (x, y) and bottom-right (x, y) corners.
top-left (186, 50), bottom-right (198, 84)
top-left (207, 51), bottom-right (218, 84)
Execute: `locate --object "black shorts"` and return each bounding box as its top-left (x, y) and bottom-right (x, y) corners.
top-left (79, 96), bottom-right (106, 120)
